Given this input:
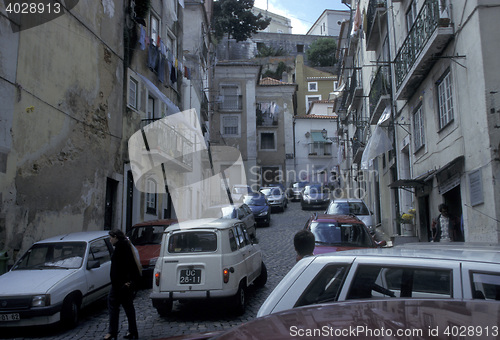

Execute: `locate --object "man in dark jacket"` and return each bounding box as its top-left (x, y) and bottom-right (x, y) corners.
top-left (104, 229), bottom-right (141, 340)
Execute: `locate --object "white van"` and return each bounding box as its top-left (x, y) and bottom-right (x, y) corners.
top-left (150, 218), bottom-right (267, 316)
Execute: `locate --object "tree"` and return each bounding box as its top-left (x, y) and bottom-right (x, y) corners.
top-left (212, 0), bottom-right (271, 42)
top-left (306, 38), bottom-right (337, 67)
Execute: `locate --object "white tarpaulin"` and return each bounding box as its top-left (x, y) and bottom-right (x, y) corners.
top-left (360, 106), bottom-right (393, 169)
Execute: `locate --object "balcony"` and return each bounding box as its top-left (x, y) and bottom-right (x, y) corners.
top-left (394, 0), bottom-right (454, 100)
top-left (369, 66), bottom-right (391, 125)
top-left (218, 95), bottom-right (242, 111)
top-left (366, 0), bottom-right (387, 51)
top-left (346, 68), bottom-right (363, 110)
top-left (141, 118), bottom-right (194, 173)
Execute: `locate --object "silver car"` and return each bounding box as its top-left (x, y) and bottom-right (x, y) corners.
top-left (0, 231), bottom-right (112, 328)
top-left (202, 204), bottom-right (257, 240)
top-left (259, 186), bottom-right (287, 212)
top-left (326, 198), bottom-right (374, 233)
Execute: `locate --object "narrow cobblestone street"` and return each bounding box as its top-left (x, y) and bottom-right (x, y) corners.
top-left (1, 202), bottom-right (313, 340)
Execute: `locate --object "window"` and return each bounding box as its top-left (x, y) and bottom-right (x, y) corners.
top-left (309, 142), bottom-right (332, 156)
top-left (406, 1), bottom-right (418, 32)
top-left (146, 178), bottom-right (157, 215)
top-left (308, 82), bottom-right (318, 92)
top-left (147, 96), bottom-right (156, 120)
top-left (413, 105), bottom-right (425, 151)
top-left (89, 239), bottom-right (111, 265)
top-left (470, 272), bottom-right (500, 300)
top-left (221, 115), bottom-right (240, 137)
top-left (306, 95), bottom-right (321, 112)
top-left (220, 84), bottom-right (241, 110)
top-left (129, 77), bottom-right (138, 109)
top-left (150, 13), bottom-right (159, 46)
top-left (297, 44), bottom-right (304, 53)
top-left (347, 266), bottom-right (452, 299)
top-left (437, 71), bottom-right (454, 129)
top-left (260, 132), bottom-right (276, 150)
top-left (295, 264), bottom-right (349, 307)
top-left (168, 231), bottom-right (217, 253)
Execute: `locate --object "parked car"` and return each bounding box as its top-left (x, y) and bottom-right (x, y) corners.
top-left (201, 204), bottom-right (256, 240)
top-left (243, 193), bottom-right (271, 227)
top-left (231, 184), bottom-right (254, 203)
top-left (257, 243), bottom-right (500, 317)
top-left (304, 214), bottom-right (385, 255)
top-left (0, 231), bottom-right (113, 328)
top-left (150, 218), bottom-right (267, 316)
top-left (259, 186), bottom-right (287, 212)
top-left (326, 198), bottom-right (375, 233)
top-left (300, 183), bottom-right (330, 210)
top-left (127, 219), bottom-right (178, 284)
top-left (289, 181), bottom-right (308, 201)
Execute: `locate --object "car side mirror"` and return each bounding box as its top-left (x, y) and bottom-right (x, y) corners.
top-left (87, 260), bottom-right (101, 270)
top-left (376, 240), bottom-right (387, 247)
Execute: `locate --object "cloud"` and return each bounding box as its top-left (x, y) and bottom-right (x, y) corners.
top-left (253, 0), bottom-right (310, 34)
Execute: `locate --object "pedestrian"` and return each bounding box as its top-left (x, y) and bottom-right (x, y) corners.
top-left (104, 229), bottom-right (141, 340)
top-left (431, 203), bottom-right (462, 242)
top-left (294, 229), bottom-right (315, 262)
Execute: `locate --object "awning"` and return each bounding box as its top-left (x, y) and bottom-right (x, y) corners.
top-left (389, 179), bottom-right (425, 189)
top-left (311, 131), bottom-right (330, 143)
top-left (137, 73), bottom-right (180, 115)
top-left (436, 156), bottom-right (465, 194)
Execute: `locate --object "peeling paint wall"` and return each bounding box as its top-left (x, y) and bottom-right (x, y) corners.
top-left (0, 2), bottom-right (126, 262)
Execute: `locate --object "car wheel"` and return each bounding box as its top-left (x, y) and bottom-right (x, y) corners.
top-left (253, 262), bottom-right (267, 288)
top-left (233, 282), bottom-right (246, 315)
top-left (156, 299), bottom-right (173, 316)
top-left (61, 295), bottom-right (80, 329)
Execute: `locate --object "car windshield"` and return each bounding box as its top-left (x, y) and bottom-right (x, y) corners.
top-left (293, 182), bottom-right (308, 189)
top-left (327, 202), bottom-right (370, 215)
top-left (168, 231), bottom-right (217, 253)
top-left (261, 187), bottom-right (282, 196)
top-left (128, 225), bottom-right (166, 245)
top-left (243, 195), bottom-right (267, 206)
top-left (304, 185), bottom-right (326, 195)
top-left (310, 222), bottom-right (373, 247)
top-left (13, 242), bottom-right (86, 270)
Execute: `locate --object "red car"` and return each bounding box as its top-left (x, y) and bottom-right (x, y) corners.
top-left (127, 219), bottom-right (177, 286)
top-left (304, 213), bottom-right (385, 255)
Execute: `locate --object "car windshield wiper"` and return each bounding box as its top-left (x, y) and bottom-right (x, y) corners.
top-left (33, 264), bottom-right (68, 270)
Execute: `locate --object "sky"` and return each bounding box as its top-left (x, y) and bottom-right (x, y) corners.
top-left (253, 0), bottom-right (348, 34)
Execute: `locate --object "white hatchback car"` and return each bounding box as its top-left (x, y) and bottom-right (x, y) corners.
top-left (0, 231), bottom-right (112, 328)
top-left (326, 198), bottom-right (374, 233)
top-left (257, 243), bottom-right (500, 317)
top-left (150, 218), bottom-right (267, 316)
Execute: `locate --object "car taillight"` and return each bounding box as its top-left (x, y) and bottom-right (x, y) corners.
top-left (223, 268), bottom-right (230, 283)
top-left (155, 272), bottom-right (161, 286)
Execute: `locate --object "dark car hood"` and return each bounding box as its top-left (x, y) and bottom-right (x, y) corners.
top-left (248, 205), bottom-right (268, 214)
top-left (304, 193), bottom-right (328, 199)
top-left (135, 244), bottom-right (161, 266)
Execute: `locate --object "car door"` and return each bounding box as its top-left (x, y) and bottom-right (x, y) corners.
top-left (238, 205), bottom-right (255, 237)
top-left (461, 262), bottom-right (500, 300)
top-left (234, 223), bottom-right (260, 284)
top-left (83, 238), bottom-right (112, 305)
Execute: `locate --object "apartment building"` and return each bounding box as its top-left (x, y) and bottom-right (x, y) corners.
top-left (338, 0), bottom-right (500, 242)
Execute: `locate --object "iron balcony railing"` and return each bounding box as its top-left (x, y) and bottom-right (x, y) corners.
top-left (394, 0), bottom-right (446, 90)
top-left (366, 0), bottom-right (387, 40)
top-left (369, 65), bottom-right (391, 117)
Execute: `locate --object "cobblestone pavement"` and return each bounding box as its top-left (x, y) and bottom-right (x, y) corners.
top-left (1, 201), bottom-right (314, 340)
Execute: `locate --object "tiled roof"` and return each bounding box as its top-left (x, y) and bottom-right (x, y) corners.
top-left (259, 77), bottom-right (295, 85)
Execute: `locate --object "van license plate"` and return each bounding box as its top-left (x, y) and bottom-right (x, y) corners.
top-left (0, 313), bottom-right (20, 322)
top-left (179, 269), bottom-right (201, 284)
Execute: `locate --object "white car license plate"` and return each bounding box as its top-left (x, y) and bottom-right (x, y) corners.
top-left (0, 313), bottom-right (20, 322)
top-left (179, 269), bottom-right (201, 284)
